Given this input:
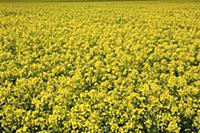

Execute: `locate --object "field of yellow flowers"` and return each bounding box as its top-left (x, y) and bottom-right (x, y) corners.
top-left (0, 1), bottom-right (200, 132)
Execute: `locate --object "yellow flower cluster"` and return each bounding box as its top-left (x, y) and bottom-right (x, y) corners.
top-left (0, 1), bottom-right (200, 132)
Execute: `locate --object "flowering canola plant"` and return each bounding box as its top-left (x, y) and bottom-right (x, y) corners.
top-left (0, 2), bottom-right (200, 132)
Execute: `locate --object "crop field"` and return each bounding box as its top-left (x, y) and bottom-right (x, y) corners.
top-left (0, 1), bottom-right (200, 132)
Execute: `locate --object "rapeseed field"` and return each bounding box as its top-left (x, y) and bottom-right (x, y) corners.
top-left (0, 1), bottom-right (200, 132)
